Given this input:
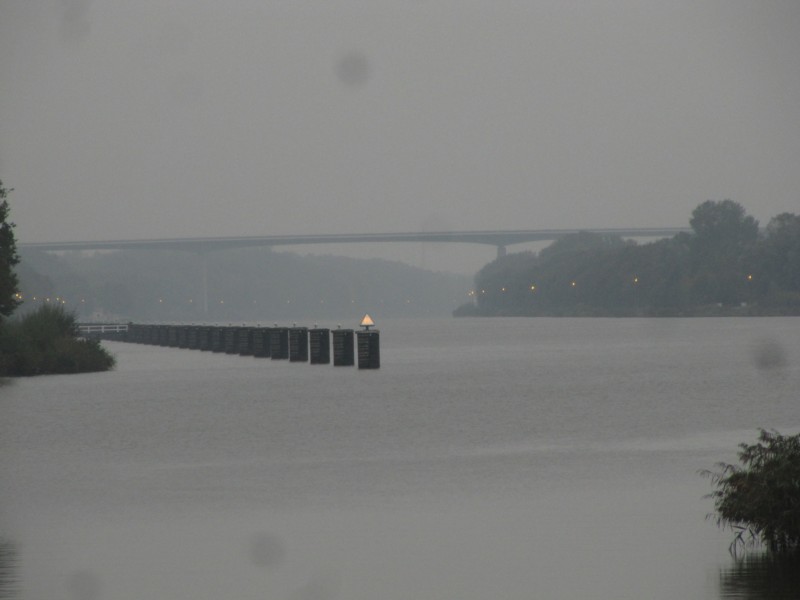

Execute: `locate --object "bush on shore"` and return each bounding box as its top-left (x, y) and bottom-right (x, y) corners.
top-left (701, 429), bottom-right (800, 555)
top-left (0, 304), bottom-right (115, 376)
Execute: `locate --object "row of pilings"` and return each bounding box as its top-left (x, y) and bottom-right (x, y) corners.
top-left (86, 323), bottom-right (380, 369)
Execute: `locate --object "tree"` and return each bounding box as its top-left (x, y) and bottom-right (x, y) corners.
top-left (690, 199), bottom-right (759, 243)
top-left (688, 200), bottom-right (759, 305)
top-left (760, 213), bottom-right (800, 296)
top-left (0, 180), bottom-right (20, 321)
top-left (701, 429), bottom-right (800, 555)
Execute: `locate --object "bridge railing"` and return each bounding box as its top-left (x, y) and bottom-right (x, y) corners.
top-left (77, 323), bottom-right (129, 335)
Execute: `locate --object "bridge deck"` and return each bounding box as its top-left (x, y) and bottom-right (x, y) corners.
top-left (20, 228), bottom-right (690, 253)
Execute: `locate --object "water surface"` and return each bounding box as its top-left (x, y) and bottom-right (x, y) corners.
top-left (1, 317), bottom-right (798, 599)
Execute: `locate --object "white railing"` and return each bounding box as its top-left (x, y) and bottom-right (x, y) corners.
top-left (78, 323), bottom-right (129, 334)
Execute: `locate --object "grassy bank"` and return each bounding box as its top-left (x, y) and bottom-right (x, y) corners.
top-left (0, 305), bottom-right (115, 376)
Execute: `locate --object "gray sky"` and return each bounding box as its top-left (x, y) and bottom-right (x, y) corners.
top-left (2, 0), bottom-right (799, 273)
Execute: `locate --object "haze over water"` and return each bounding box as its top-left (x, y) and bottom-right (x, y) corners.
top-left (1, 317), bottom-right (799, 599)
top-left (3, 2), bottom-right (800, 273)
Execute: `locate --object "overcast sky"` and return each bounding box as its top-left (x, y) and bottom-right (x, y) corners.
top-left (2, 1), bottom-right (799, 273)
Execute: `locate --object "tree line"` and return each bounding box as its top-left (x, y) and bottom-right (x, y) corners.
top-left (457, 200), bottom-right (800, 317)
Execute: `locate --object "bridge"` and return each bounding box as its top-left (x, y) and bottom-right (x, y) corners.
top-left (21, 227), bottom-right (689, 315)
top-left (19, 227), bottom-right (689, 258)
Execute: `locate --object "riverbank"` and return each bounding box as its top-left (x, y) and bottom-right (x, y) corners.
top-left (453, 303), bottom-right (800, 318)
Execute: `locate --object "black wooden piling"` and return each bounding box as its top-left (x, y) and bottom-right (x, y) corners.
top-left (270, 327), bottom-right (289, 360)
top-left (196, 326), bottom-right (211, 351)
top-left (332, 329), bottom-right (354, 366)
top-left (176, 326), bottom-right (189, 349)
top-left (288, 327), bottom-right (308, 362)
top-left (184, 325), bottom-right (195, 348)
top-left (309, 328), bottom-right (330, 364)
top-left (157, 325), bottom-right (170, 346)
top-left (251, 327), bottom-right (271, 358)
top-left (167, 326), bottom-right (179, 348)
top-left (356, 330), bottom-right (380, 369)
top-left (223, 327), bottom-right (239, 354)
top-left (237, 327), bottom-right (255, 356)
top-left (209, 326), bottom-right (224, 352)
top-left (98, 320), bottom-right (380, 370)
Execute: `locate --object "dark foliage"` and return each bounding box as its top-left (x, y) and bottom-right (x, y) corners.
top-left (701, 429), bottom-right (800, 555)
top-left (0, 180), bottom-right (20, 320)
top-left (0, 304), bottom-right (115, 376)
top-left (464, 201), bottom-right (800, 317)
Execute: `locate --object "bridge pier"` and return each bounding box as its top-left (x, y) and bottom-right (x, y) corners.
top-left (198, 251), bottom-right (209, 317)
top-left (496, 245), bottom-right (507, 258)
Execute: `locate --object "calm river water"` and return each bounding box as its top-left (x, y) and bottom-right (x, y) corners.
top-left (1, 317), bottom-right (799, 600)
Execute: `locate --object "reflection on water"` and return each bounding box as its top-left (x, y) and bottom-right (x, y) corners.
top-left (719, 553), bottom-right (800, 600)
top-left (0, 539), bottom-right (19, 600)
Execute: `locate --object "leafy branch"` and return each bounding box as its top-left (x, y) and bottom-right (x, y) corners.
top-left (701, 429), bottom-right (800, 556)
